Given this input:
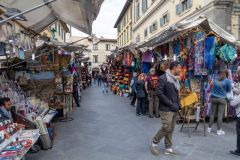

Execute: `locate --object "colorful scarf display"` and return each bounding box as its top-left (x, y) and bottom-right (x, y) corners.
top-left (204, 36), bottom-right (215, 70)
top-left (142, 50), bottom-right (153, 63)
top-left (141, 62), bottom-right (151, 74)
top-left (194, 32), bottom-right (205, 75)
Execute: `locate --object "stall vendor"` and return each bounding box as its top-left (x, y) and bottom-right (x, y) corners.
top-left (0, 97), bottom-right (13, 121)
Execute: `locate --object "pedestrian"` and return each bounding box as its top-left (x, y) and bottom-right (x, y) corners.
top-left (151, 61), bottom-right (181, 156)
top-left (146, 68), bottom-right (159, 118)
top-left (73, 77), bottom-right (80, 107)
top-left (208, 69), bottom-right (232, 135)
top-left (88, 74), bottom-right (92, 87)
top-left (155, 60), bottom-right (167, 77)
top-left (102, 74), bottom-right (108, 93)
top-left (136, 73), bottom-right (147, 116)
top-left (230, 66), bottom-right (240, 157)
top-left (130, 72), bottom-right (137, 106)
top-left (98, 73), bottom-right (102, 86)
top-left (94, 73), bottom-right (97, 86)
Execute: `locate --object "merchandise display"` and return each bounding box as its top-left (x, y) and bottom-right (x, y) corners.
top-left (108, 26), bottom-right (238, 120)
top-left (0, 73), bottom-right (57, 123)
top-left (0, 129), bottom-right (39, 160)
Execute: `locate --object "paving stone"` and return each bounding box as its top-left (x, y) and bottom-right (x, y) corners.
top-left (26, 86), bottom-right (238, 160)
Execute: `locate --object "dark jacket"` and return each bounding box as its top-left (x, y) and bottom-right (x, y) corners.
top-left (157, 74), bottom-right (180, 112)
top-left (131, 76), bottom-right (137, 93)
top-left (136, 80), bottom-right (147, 98)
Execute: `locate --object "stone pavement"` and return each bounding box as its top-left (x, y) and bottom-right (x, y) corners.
top-left (27, 86), bottom-right (239, 160)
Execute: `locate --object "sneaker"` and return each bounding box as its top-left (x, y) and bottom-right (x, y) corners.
top-left (217, 130), bottom-right (225, 136)
top-left (150, 142), bottom-right (159, 156)
top-left (230, 150), bottom-right (240, 157)
top-left (207, 127), bottom-right (212, 133)
top-left (148, 115), bottom-right (154, 118)
top-left (164, 148), bottom-right (180, 155)
top-left (136, 113), bottom-right (140, 116)
top-left (219, 129), bottom-right (225, 135)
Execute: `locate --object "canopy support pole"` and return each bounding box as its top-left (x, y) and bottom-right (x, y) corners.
top-left (0, 0), bottom-right (57, 24)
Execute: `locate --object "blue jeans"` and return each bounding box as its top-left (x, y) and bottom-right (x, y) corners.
top-left (94, 78), bottom-right (97, 85)
top-left (137, 97), bottom-right (146, 114)
top-left (102, 82), bottom-right (108, 93)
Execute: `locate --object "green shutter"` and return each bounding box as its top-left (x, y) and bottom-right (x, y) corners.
top-left (166, 13), bottom-right (170, 23)
top-left (160, 18), bottom-right (164, 27)
top-left (149, 26), bottom-right (152, 33)
top-left (176, 4), bottom-right (180, 15)
top-left (187, 0), bottom-right (193, 8)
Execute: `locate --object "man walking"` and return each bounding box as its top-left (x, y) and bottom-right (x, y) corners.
top-left (151, 61), bottom-right (181, 155)
top-left (97, 73), bottom-right (102, 86)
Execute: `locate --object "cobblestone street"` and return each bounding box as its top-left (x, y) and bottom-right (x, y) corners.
top-left (26, 86), bottom-right (239, 160)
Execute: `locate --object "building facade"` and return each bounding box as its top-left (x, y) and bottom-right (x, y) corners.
top-left (88, 38), bottom-right (117, 69)
top-left (68, 36), bottom-right (117, 69)
top-left (127, 0), bottom-right (240, 47)
top-left (41, 21), bottom-right (69, 43)
top-left (114, 0), bottom-right (133, 48)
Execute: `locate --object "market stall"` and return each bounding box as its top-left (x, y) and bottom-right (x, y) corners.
top-left (142, 17), bottom-right (238, 122)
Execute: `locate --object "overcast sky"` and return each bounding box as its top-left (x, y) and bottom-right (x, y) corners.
top-left (71, 0), bottom-right (126, 39)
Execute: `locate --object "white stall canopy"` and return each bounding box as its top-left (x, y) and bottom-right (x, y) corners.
top-left (0, 0), bottom-right (104, 34)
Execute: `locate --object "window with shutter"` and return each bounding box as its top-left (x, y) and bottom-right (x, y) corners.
top-left (149, 25), bottom-right (152, 33)
top-left (152, 22), bottom-right (157, 31)
top-left (182, 0), bottom-right (188, 11)
top-left (166, 13), bottom-right (170, 23)
top-left (187, 0), bottom-right (192, 8)
top-left (160, 18), bottom-right (164, 27)
top-left (142, 0), bottom-right (148, 13)
top-left (160, 13), bottom-right (169, 27)
top-left (144, 28), bottom-right (148, 37)
top-left (176, 4), bottom-right (180, 15)
top-left (136, 3), bottom-right (140, 19)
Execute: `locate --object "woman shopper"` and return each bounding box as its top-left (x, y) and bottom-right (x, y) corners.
top-left (230, 66), bottom-right (240, 157)
top-left (130, 72), bottom-right (138, 106)
top-left (136, 73), bottom-right (147, 116)
top-left (102, 74), bottom-right (108, 94)
top-left (208, 69), bottom-right (232, 135)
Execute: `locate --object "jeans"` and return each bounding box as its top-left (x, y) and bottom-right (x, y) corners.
top-left (153, 111), bottom-right (177, 148)
top-left (73, 92), bottom-right (80, 107)
top-left (137, 97), bottom-right (146, 114)
top-left (94, 78), bottom-right (97, 85)
top-left (131, 92), bottom-right (137, 105)
top-left (209, 97), bottom-right (227, 130)
top-left (237, 117), bottom-right (240, 152)
top-left (98, 79), bottom-right (101, 86)
top-left (102, 82), bottom-right (108, 93)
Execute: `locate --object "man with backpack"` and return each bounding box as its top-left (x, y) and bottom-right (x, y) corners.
top-left (146, 68), bottom-right (159, 118)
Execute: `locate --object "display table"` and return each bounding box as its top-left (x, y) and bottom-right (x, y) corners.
top-left (180, 93), bottom-right (206, 137)
top-left (43, 110), bottom-right (57, 124)
top-left (15, 130), bottom-right (40, 160)
top-left (180, 103), bottom-right (206, 137)
top-left (0, 129), bottom-right (40, 160)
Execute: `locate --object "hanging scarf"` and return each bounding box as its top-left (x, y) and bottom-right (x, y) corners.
top-left (166, 69), bottom-right (180, 91)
